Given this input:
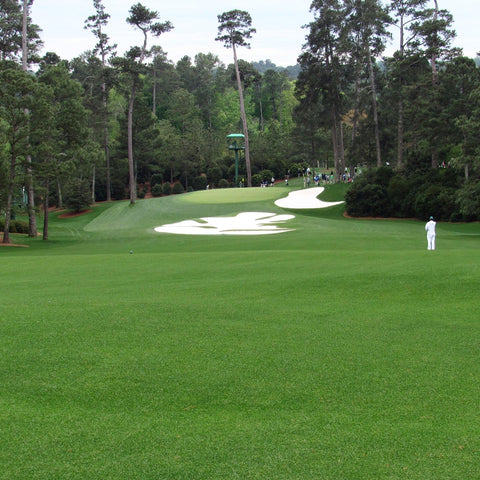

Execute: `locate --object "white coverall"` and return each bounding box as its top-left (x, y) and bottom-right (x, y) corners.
top-left (425, 219), bottom-right (436, 250)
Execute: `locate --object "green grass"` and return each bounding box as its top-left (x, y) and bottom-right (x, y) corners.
top-left (1, 182), bottom-right (479, 479)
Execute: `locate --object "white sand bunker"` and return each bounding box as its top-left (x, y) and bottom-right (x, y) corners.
top-left (154, 212), bottom-right (295, 235)
top-left (275, 186), bottom-right (344, 209)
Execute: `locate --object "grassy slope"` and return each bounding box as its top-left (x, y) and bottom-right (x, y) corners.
top-left (1, 181), bottom-right (479, 479)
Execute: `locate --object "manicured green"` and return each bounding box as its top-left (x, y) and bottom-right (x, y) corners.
top-left (1, 180), bottom-right (479, 479)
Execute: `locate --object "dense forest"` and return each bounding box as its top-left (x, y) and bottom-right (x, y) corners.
top-left (1, 0), bottom-right (480, 242)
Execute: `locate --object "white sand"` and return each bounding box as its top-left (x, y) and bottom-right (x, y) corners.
top-left (154, 212), bottom-right (295, 235)
top-left (154, 187), bottom-right (343, 235)
top-left (274, 187), bottom-right (344, 209)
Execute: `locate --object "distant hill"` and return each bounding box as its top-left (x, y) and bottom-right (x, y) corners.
top-left (252, 60), bottom-right (301, 79)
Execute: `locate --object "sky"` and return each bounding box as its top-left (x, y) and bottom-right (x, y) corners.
top-left (30, 0), bottom-right (478, 68)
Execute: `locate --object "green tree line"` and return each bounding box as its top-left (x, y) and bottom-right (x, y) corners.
top-left (2, 0), bottom-right (480, 242)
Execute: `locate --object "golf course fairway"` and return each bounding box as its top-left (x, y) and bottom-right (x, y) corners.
top-left (1, 181), bottom-right (479, 479)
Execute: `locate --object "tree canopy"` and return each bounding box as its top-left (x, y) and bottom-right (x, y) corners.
top-left (1, 0), bottom-right (480, 242)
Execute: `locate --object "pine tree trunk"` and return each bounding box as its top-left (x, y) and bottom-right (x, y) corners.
top-left (57, 180), bottom-right (63, 209)
top-left (367, 47), bottom-right (382, 167)
top-left (430, 0), bottom-right (439, 168)
top-left (331, 108), bottom-right (340, 182)
top-left (397, 14), bottom-right (405, 168)
top-left (102, 80), bottom-right (111, 202)
top-left (3, 146), bottom-right (17, 244)
top-left (397, 99), bottom-right (404, 167)
top-left (232, 42), bottom-right (252, 187)
top-left (22, 0), bottom-right (37, 237)
top-left (128, 85), bottom-right (136, 204)
top-left (91, 164), bottom-right (96, 204)
top-left (43, 179), bottom-right (49, 241)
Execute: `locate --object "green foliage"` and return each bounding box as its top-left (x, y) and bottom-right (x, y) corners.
top-left (414, 184), bottom-right (457, 221)
top-left (192, 175), bottom-right (207, 191)
top-left (259, 169), bottom-right (275, 182)
top-left (217, 178), bottom-right (230, 188)
top-left (456, 181), bottom-right (480, 220)
top-left (215, 10), bottom-right (256, 49)
top-left (346, 165), bottom-right (468, 221)
top-left (387, 175), bottom-right (412, 218)
top-left (162, 182), bottom-right (172, 195)
top-left (150, 173), bottom-right (163, 187)
top-left (63, 178), bottom-right (92, 212)
top-left (251, 173), bottom-right (263, 186)
top-left (346, 182), bottom-right (389, 217)
top-left (3, 0), bottom-right (480, 229)
top-left (0, 217), bottom-right (29, 233)
top-left (172, 181), bottom-right (184, 194)
top-left (206, 166), bottom-right (223, 185)
top-left (151, 183), bottom-right (163, 197)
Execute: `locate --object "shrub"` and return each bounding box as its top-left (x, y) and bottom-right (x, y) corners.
top-left (387, 176), bottom-right (411, 218)
top-left (151, 184), bottom-right (163, 197)
top-left (207, 166), bottom-right (223, 185)
top-left (0, 218), bottom-right (29, 233)
top-left (374, 166), bottom-right (395, 187)
top-left (259, 169), bottom-right (275, 182)
top-left (150, 173), bottom-right (163, 187)
top-left (414, 185), bottom-right (457, 221)
top-left (288, 162), bottom-right (304, 177)
top-left (345, 183), bottom-right (388, 217)
top-left (218, 178), bottom-right (230, 189)
top-left (11, 219), bottom-right (29, 233)
top-left (192, 176), bottom-right (208, 191)
top-left (251, 174), bottom-right (263, 187)
top-left (162, 183), bottom-right (172, 196)
top-left (456, 181), bottom-right (480, 221)
top-left (172, 182), bottom-right (184, 194)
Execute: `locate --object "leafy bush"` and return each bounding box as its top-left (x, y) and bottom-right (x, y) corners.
top-left (0, 218), bottom-right (29, 233)
top-left (192, 176), bottom-right (208, 191)
top-left (150, 173), bottom-right (163, 187)
top-left (218, 178), bottom-right (230, 189)
top-left (288, 162), bottom-right (305, 177)
top-left (345, 164), bottom-right (468, 221)
top-left (151, 184), bottom-right (163, 197)
top-left (259, 169), bottom-right (275, 182)
top-left (414, 185), bottom-right (458, 221)
top-left (207, 166), bottom-right (223, 186)
top-left (162, 183), bottom-right (172, 196)
top-left (345, 183), bottom-right (389, 217)
top-left (456, 181), bottom-right (480, 220)
top-left (251, 174), bottom-right (263, 186)
top-left (387, 176), bottom-right (412, 218)
top-left (11, 219), bottom-right (29, 233)
top-left (172, 182), bottom-right (184, 194)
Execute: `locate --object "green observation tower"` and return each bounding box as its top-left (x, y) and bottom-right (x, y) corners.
top-left (227, 133), bottom-right (245, 187)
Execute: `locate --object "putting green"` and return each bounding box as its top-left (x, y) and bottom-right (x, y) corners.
top-left (178, 187), bottom-right (284, 204)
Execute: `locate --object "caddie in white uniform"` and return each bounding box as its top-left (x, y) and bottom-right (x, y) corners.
top-left (425, 216), bottom-right (436, 250)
